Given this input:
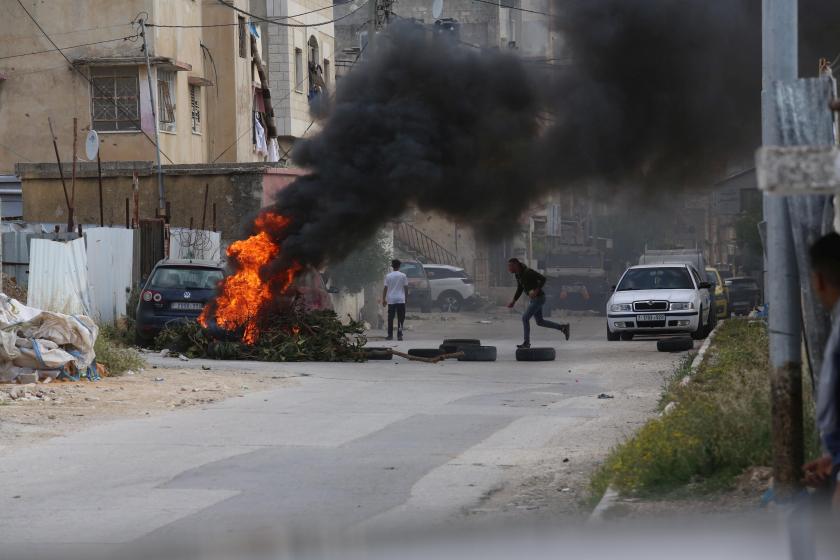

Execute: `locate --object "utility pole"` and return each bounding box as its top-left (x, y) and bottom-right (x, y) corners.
top-left (139, 17), bottom-right (167, 220)
top-left (762, 0), bottom-right (803, 498)
top-left (368, 0), bottom-right (378, 53)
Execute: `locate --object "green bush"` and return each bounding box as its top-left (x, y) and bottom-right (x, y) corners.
top-left (590, 319), bottom-right (815, 499)
top-left (94, 328), bottom-right (146, 376)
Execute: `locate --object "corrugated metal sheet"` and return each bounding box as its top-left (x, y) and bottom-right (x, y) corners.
top-left (772, 76), bottom-right (836, 380)
top-left (169, 228), bottom-right (222, 261)
top-left (85, 228), bottom-right (135, 325)
top-left (27, 238), bottom-right (91, 316)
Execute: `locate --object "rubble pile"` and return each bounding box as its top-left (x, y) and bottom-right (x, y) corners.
top-left (0, 295), bottom-right (99, 384)
top-left (155, 307), bottom-right (367, 362)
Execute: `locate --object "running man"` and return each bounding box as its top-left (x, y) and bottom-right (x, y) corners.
top-left (507, 258), bottom-right (570, 349)
top-left (382, 259), bottom-right (408, 341)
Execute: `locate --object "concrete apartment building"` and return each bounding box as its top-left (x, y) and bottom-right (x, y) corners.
top-left (0, 0), bottom-right (336, 233)
top-left (252, 0), bottom-right (336, 154)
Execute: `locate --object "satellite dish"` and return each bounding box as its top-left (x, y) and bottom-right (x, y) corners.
top-left (432, 0), bottom-right (444, 19)
top-left (85, 130), bottom-right (100, 160)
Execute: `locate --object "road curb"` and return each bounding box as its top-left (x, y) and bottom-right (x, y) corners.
top-left (587, 322), bottom-right (724, 522)
top-left (687, 321), bottom-right (721, 377)
top-left (587, 485), bottom-right (619, 524)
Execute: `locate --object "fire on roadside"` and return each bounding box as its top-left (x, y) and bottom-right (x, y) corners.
top-left (199, 212), bottom-right (301, 344)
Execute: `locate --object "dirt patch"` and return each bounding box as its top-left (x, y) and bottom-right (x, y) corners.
top-left (0, 366), bottom-right (299, 452)
top-left (600, 467), bottom-right (773, 520)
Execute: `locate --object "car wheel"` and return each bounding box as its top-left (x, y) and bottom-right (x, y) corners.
top-left (438, 291), bottom-right (463, 313)
top-left (691, 306), bottom-right (706, 340)
top-left (516, 347), bottom-right (556, 361)
top-left (607, 327), bottom-right (621, 342)
top-left (706, 305), bottom-right (717, 335)
top-left (620, 333), bottom-right (634, 341)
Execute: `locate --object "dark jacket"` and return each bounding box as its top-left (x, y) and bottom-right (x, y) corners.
top-left (513, 267), bottom-right (547, 302)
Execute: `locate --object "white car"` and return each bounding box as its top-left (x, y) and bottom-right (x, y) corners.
top-left (423, 264), bottom-right (476, 312)
top-left (606, 264), bottom-right (714, 341)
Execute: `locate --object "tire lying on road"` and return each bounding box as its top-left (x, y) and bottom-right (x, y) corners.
top-left (439, 340), bottom-right (481, 353)
top-left (408, 348), bottom-right (445, 358)
top-left (457, 345), bottom-right (497, 362)
top-left (364, 347), bottom-right (393, 360)
top-left (656, 338), bottom-right (694, 353)
top-left (515, 347), bottom-right (556, 362)
top-left (442, 338), bottom-right (481, 346)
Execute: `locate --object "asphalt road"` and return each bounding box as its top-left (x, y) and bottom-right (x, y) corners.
top-left (0, 312), bottom-right (683, 556)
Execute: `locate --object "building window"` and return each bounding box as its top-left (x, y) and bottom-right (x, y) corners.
top-left (190, 85), bottom-right (201, 134)
top-left (294, 48), bottom-right (304, 91)
top-left (90, 66), bottom-right (140, 132)
top-left (157, 69), bottom-right (176, 133)
top-left (238, 16), bottom-right (247, 58)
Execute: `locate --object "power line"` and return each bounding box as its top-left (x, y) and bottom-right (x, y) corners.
top-left (150, 1), bottom-right (368, 29)
top-left (13, 0), bottom-right (175, 164)
top-left (470, 0), bottom-right (555, 17)
top-left (0, 142), bottom-right (33, 163)
top-left (145, 1), bottom-right (350, 28)
top-left (0, 34), bottom-right (139, 61)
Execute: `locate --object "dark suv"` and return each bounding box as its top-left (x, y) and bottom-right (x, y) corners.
top-left (135, 259), bottom-right (226, 345)
top-left (725, 277), bottom-right (762, 316)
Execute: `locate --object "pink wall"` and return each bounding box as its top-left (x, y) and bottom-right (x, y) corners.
top-left (261, 167), bottom-right (308, 208)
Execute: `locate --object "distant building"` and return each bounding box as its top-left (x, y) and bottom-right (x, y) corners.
top-left (0, 0), bottom-right (337, 175)
top-left (251, 0), bottom-right (336, 154)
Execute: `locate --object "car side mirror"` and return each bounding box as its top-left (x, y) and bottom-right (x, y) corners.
top-left (699, 282), bottom-right (712, 290)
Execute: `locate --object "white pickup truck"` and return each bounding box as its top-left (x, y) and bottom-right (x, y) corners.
top-left (606, 263), bottom-right (714, 341)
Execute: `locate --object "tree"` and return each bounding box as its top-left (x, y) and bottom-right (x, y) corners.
top-left (326, 233), bottom-right (390, 293)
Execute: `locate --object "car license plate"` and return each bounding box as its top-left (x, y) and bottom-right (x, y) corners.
top-left (637, 314), bottom-right (666, 322)
top-left (171, 302), bottom-right (204, 311)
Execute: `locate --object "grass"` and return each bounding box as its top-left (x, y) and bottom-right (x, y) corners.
top-left (95, 325), bottom-right (146, 376)
top-left (589, 318), bottom-right (819, 503)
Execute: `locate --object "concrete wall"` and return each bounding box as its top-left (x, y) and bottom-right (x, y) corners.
top-left (16, 162), bottom-right (276, 241)
top-left (0, 0), bottom-right (263, 174)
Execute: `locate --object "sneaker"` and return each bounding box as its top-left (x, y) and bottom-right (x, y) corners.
top-left (560, 324), bottom-right (570, 341)
top-left (517, 342), bottom-right (531, 349)
top-left (397, 332), bottom-right (404, 341)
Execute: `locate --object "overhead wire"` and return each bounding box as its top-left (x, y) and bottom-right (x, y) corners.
top-left (12, 0), bottom-right (176, 164)
top-left (470, 0), bottom-right (556, 17)
top-left (0, 34), bottom-right (140, 61)
top-left (148, 1), bottom-right (368, 29)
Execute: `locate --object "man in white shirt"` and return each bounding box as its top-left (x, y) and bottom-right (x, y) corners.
top-left (382, 259), bottom-right (408, 341)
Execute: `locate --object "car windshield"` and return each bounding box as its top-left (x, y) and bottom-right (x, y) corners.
top-left (617, 268), bottom-right (694, 291)
top-left (705, 271), bottom-right (718, 285)
top-left (149, 267), bottom-right (224, 290)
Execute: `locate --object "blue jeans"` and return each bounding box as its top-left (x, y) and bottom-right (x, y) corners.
top-left (522, 295), bottom-right (565, 343)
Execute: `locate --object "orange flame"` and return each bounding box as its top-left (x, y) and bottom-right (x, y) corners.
top-left (199, 212), bottom-right (300, 344)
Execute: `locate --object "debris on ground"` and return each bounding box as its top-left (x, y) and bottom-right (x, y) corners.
top-left (155, 307), bottom-right (367, 362)
top-left (597, 393), bottom-right (615, 399)
top-left (0, 296), bottom-right (99, 384)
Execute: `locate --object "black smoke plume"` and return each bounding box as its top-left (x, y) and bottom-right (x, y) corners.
top-left (256, 0), bottom-right (839, 274)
